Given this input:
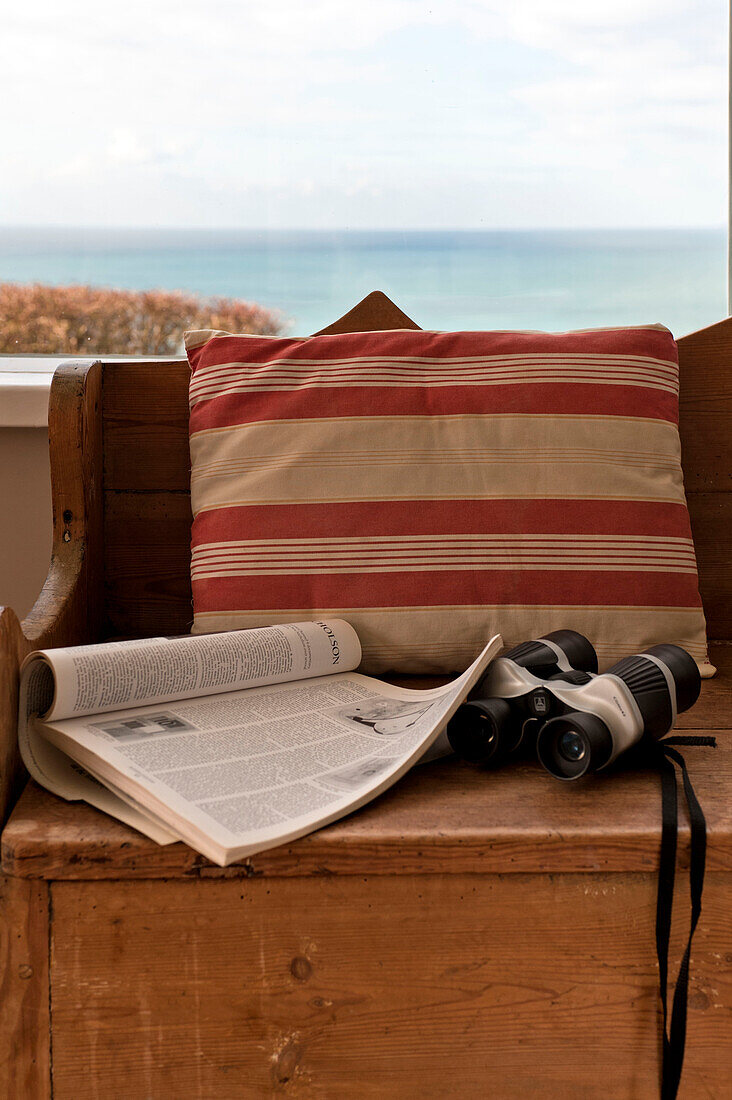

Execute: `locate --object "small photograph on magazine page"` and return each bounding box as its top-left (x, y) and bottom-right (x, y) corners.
top-left (332, 699), bottom-right (437, 736)
top-left (90, 712), bottom-right (196, 742)
top-left (321, 756), bottom-right (397, 791)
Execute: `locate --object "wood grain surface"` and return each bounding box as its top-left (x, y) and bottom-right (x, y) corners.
top-left (677, 315), bottom-right (732, 493)
top-left (102, 359), bottom-right (190, 493)
top-left (686, 493), bottom-right (732, 640)
top-left (3, 645), bottom-right (730, 882)
top-left (103, 490), bottom-right (193, 638)
top-left (48, 872), bottom-right (731, 1099)
top-left (0, 876), bottom-right (50, 1099)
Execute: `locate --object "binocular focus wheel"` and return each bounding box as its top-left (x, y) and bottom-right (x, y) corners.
top-left (539, 630), bottom-right (599, 675)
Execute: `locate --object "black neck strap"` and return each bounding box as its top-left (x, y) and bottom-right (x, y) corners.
top-left (653, 736), bottom-right (713, 1100)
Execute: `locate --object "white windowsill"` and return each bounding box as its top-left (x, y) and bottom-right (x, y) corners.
top-left (0, 355), bottom-right (184, 428)
top-left (0, 357), bottom-right (60, 428)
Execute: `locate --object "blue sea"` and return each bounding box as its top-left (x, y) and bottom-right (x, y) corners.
top-left (0, 227), bottom-right (726, 337)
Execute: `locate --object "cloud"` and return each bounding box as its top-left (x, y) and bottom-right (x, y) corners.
top-left (107, 130), bottom-right (151, 166)
top-left (106, 129), bottom-right (188, 167)
top-left (53, 154), bottom-right (95, 179)
top-left (0, 0), bottom-right (725, 227)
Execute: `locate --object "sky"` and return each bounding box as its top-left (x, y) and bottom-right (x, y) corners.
top-left (0, 0), bottom-right (727, 229)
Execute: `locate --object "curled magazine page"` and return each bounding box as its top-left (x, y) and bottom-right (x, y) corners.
top-left (17, 655), bottom-right (179, 843)
top-left (17, 619), bottom-right (359, 845)
top-left (37, 634), bottom-right (502, 866)
top-left (23, 619), bottom-right (361, 722)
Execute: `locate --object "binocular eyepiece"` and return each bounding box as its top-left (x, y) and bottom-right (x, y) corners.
top-left (447, 632), bottom-right (701, 781)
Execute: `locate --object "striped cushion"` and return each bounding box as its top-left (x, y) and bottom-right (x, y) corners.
top-left (185, 325), bottom-right (712, 675)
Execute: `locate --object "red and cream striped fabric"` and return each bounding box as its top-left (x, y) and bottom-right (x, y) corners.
top-left (185, 326), bottom-right (712, 675)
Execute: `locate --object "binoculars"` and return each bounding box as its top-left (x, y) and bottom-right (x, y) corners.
top-left (447, 629), bottom-right (701, 780)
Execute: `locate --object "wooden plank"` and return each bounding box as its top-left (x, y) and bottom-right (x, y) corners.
top-left (678, 316), bottom-right (732, 493)
top-left (102, 360), bottom-right (191, 493)
top-left (103, 491), bottom-right (193, 639)
top-left (0, 876), bottom-right (50, 1098)
top-left (3, 730), bottom-right (730, 882)
top-left (3, 648), bottom-right (730, 882)
top-left (49, 873), bottom-right (732, 1099)
top-left (687, 492), bottom-right (732, 639)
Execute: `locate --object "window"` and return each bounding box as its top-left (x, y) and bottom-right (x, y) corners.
top-left (0, 1), bottom-right (728, 351)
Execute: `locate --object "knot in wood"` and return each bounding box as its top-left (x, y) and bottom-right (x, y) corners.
top-left (290, 955), bottom-right (312, 982)
top-left (272, 1037), bottom-right (301, 1086)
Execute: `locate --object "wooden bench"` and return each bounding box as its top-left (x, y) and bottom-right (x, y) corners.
top-left (1, 293), bottom-right (730, 1098)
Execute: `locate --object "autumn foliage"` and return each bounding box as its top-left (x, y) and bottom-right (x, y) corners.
top-left (0, 283), bottom-right (284, 355)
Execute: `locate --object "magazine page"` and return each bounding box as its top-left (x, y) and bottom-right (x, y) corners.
top-left (81, 761), bottom-right (184, 843)
top-left (24, 619), bottom-right (361, 722)
top-left (72, 766), bottom-right (181, 845)
top-left (16, 640), bottom-right (179, 842)
top-left (17, 619), bottom-right (360, 820)
top-left (37, 634), bottom-right (502, 865)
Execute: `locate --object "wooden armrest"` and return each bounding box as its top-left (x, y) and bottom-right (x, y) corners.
top-left (22, 360), bottom-right (104, 649)
top-left (0, 362), bottom-right (105, 827)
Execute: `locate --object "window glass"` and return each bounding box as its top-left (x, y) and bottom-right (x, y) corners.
top-left (0, 1), bottom-right (727, 351)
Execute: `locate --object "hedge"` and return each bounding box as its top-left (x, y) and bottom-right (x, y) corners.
top-left (0, 283), bottom-right (284, 354)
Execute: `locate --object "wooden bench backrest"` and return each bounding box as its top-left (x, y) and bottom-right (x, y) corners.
top-left (31, 293), bottom-right (732, 646)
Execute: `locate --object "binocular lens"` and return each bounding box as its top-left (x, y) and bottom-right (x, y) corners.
top-left (558, 729), bottom-right (587, 762)
top-left (447, 698), bottom-right (513, 766)
top-left (536, 712), bottom-right (612, 780)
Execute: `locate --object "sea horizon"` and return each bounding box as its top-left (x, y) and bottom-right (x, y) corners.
top-left (0, 225), bottom-right (726, 337)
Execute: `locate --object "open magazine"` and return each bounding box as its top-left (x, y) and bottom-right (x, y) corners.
top-left (18, 620), bottom-right (502, 866)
